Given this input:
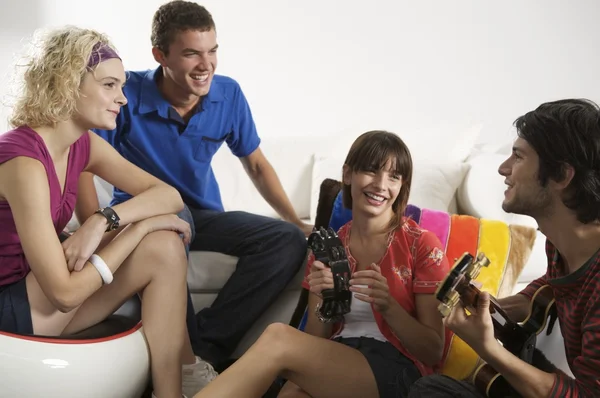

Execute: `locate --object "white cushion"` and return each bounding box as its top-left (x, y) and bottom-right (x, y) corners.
top-left (409, 162), bottom-right (470, 213)
top-left (309, 122), bottom-right (483, 166)
top-left (212, 137), bottom-right (314, 219)
top-left (211, 124), bottom-right (481, 219)
top-left (518, 230), bottom-right (548, 283)
top-left (187, 250), bottom-right (307, 294)
top-left (187, 252), bottom-right (239, 292)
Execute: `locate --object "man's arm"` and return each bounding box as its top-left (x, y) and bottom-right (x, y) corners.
top-left (240, 147), bottom-right (312, 236)
top-left (497, 292), bottom-right (533, 322)
top-left (228, 81), bottom-right (312, 236)
top-left (497, 274), bottom-right (549, 322)
top-left (481, 344), bottom-right (557, 397)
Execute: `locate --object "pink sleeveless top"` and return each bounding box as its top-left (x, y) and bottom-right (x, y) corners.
top-left (0, 126), bottom-right (90, 287)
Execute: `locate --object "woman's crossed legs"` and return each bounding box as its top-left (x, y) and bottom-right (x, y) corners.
top-left (26, 230), bottom-right (189, 398)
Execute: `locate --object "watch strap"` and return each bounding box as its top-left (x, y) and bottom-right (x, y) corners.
top-left (95, 207), bottom-right (120, 231)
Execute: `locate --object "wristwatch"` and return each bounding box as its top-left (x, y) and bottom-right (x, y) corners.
top-left (94, 207), bottom-right (120, 232)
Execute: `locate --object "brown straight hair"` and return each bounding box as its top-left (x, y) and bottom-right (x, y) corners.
top-left (342, 130), bottom-right (413, 231)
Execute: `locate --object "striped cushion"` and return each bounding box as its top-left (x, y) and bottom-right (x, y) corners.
top-left (405, 204), bottom-right (536, 379)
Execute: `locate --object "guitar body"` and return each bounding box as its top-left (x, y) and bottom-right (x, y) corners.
top-left (436, 253), bottom-right (558, 398)
top-left (307, 227), bottom-right (352, 323)
top-left (471, 284), bottom-right (557, 398)
top-left (473, 364), bottom-right (514, 398)
top-left (473, 345), bottom-right (559, 398)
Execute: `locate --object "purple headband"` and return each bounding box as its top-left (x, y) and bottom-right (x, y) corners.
top-left (87, 42), bottom-right (121, 68)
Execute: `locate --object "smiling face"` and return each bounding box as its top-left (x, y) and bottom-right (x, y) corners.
top-left (343, 157), bottom-right (404, 220)
top-left (341, 131), bottom-right (413, 229)
top-left (152, 28), bottom-right (218, 100)
top-left (498, 137), bottom-right (553, 218)
top-left (74, 58), bottom-right (127, 130)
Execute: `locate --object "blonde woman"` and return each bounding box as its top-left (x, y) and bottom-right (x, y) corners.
top-left (0, 26), bottom-right (211, 397)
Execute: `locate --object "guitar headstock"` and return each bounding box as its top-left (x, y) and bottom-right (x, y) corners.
top-left (435, 252), bottom-right (490, 317)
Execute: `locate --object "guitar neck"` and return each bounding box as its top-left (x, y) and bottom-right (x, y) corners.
top-left (460, 284), bottom-right (513, 322)
top-left (458, 284), bottom-right (525, 344)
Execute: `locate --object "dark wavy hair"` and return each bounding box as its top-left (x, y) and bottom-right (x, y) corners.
top-left (151, 1), bottom-right (216, 55)
top-left (342, 130), bottom-right (413, 231)
top-left (515, 98), bottom-right (600, 223)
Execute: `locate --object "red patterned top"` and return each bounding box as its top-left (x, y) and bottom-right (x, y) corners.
top-left (302, 218), bottom-right (451, 376)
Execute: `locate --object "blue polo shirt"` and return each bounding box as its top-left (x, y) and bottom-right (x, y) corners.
top-left (93, 67), bottom-right (261, 211)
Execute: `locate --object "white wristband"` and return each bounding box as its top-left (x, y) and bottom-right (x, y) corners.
top-left (89, 254), bottom-right (113, 285)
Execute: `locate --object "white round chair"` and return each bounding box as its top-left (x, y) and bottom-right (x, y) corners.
top-left (0, 296), bottom-right (150, 398)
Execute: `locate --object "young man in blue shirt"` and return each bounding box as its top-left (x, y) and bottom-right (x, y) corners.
top-left (76, 0), bottom-right (310, 391)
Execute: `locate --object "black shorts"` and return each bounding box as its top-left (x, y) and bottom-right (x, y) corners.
top-left (0, 277), bottom-right (33, 335)
top-left (335, 336), bottom-right (421, 398)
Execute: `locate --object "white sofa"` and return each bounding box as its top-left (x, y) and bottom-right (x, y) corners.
top-left (84, 122), bottom-right (571, 375)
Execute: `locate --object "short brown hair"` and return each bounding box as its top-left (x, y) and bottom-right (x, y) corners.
top-left (342, 130), bottom-right (413, 231)
top-left (151, 1), bottom-right (216, 54)
top-left (515, 99), bottom-right (600, 223)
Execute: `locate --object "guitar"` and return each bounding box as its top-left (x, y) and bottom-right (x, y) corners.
top-left (307, 227), bottom-right (352, 323)
top-left (436, 252), bottom-right (558, 398)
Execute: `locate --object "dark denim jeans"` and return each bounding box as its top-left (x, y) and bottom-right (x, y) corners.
top-left (177, 205), bottom-right (307, 365)
top-left (408, 375), bottom-right (484, 398)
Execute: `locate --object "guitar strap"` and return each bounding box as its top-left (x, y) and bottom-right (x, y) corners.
top-left (546, 304), bottom-right (558, 336)
top-left (543, 252), bottom-right (561, 336)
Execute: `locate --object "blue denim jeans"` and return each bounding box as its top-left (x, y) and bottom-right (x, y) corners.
top-left (177, 205), bottom-right (307, 364)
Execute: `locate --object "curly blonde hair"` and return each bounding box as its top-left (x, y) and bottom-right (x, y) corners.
top-left (9, 26), bottom-right (118, 128)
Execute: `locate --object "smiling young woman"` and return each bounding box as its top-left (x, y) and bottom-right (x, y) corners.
top-left (189, 130), bottom-right (452, 398)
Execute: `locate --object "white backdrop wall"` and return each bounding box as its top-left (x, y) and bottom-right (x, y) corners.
top-left (1, 0), bottom-right (599, 149)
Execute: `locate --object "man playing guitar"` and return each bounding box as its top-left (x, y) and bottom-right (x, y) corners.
top-left (409, 99), bottom-right (600, 398)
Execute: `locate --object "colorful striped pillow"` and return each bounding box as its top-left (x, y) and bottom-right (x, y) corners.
top-left (328, 195), bottom-right (537, 380)
top-left (404, 204), bottom-right (537, 379)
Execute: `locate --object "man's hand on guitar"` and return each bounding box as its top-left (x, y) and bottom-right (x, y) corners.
top-left (349, 263), bottom-right (394, 314)
top-left (444, 291), bottom-right (498, 356)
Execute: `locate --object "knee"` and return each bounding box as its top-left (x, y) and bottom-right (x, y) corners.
top-left (176, 205), bottom-right (196, 242)
top-left (256, 322), bottom-right (295, 351)
top-left (277, 382), bottom-right (306, 398)
top-left (262, 322), bottom-right (293, 339)
top-left (137, 231), bottom-right (188, 276)
top-left (274, 222), bottom-right (307, 257)
top-left (288, 223), bottom-right (307, 249)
